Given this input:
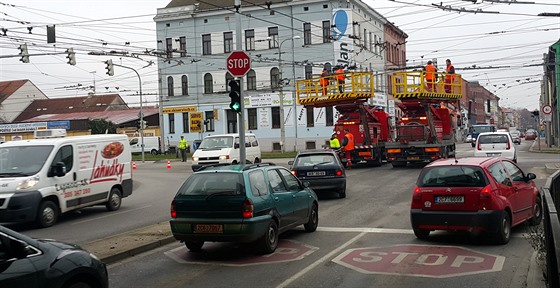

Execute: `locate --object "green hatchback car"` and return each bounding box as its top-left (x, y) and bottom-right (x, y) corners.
top-left (169, 163), bottom-right (319, 254)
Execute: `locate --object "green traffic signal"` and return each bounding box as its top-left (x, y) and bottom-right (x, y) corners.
top-left (228, 80), bottom-right (241, 113)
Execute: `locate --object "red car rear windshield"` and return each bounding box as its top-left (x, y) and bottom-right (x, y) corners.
top-left (418, 166), bottom-right (488, 187)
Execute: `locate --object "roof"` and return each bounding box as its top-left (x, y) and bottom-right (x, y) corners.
top-left (425, 157), bottom-right (497, 167)
top-left (13, 94), bottom-right (129, 122)
top-left (21, 107), bottom-right (159, 125)
top-left (165, 0), bottom-right (287, 10)
top-left (0, 80), bottom-right (29, 103)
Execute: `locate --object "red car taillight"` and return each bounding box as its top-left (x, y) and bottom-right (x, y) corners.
top-left (170, 200), bottom-right (177, 218)
top-left (242, 198), bottom-right (254, 218)
top-left (411, 185), bottom-right (422, 209)
top-left (479, 184), bottom-right (493, 209)
top-left (336, 170), bottom-right (343, 176)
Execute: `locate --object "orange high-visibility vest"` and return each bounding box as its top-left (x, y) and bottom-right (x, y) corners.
top-left (445, 64), bottom-right (456, 81)
top-left (320, 71), bottom-right (329, 86)
top-left (425, 64), bottom-right (436, 81)
top-left (343, 132), bottom-right (354, 151)
top-left (336, 68), bottom-right (345, 81)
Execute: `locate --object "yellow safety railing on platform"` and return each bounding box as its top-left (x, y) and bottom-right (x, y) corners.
top-left (296, 72), bottom-right (374, 106)
top-left (392, 71), bottom-right (462, 100)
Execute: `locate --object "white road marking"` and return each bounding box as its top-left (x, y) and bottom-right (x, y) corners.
top-left (71, 205), bottom-right (152, 225)
top-left (316, 226), bottom-right (525, 238)
top-left (275, 232), bottom-right (367, 288)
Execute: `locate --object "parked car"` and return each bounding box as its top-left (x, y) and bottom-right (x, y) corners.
top-left (410, 157), bottom-right (542, 244)
top-left (509, 130), bottom-right (521, 145)
top-left (473, 131), bottom-right (517, 162)
top-left (170, 163), bottom-right (319, 254)
top-left (0, 225), bottom-right (108, 288)
top-left (288, 149), bottom-right (346, 198)
top-left (525, 130), bottom-right (537, 141)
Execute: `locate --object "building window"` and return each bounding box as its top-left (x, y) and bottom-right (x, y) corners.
top-left (225, 73), bottom-right (234, 91)
top-left (179, 36), bottom-right (187, 57)
top-left (224, 31), bottom-right (233, 53)
top-left (271, 107), bottom-right (280, 129)
top-left (202, 34), bottom-right (211, 55)
top-left (168, 114), bottom-right (175, 134)
top-left (182, 112), bottom-right (189, 133)
top-left (326, 106), bottom-right (334, 126)
top-left (245, 29), bottom-right (255, 51)
top-left (303, 23), bottom-right (312, 45)
top-left (248, 108), bottom-right (257, 130)
top-left (181, 75), bottom-right (188, 95)
top-left (268, 27), bottom-right (278, 49)
top-left (247, 69), bottom-right (256, 90)
top-left (205, 110), bottom-right (215, 132)
top-left (167, 76), bottom-right (174, 97)
top-left (322, 21), bottom-right (331, 43)
top-left (270, 67), bottom-right (280, 89)
top-left (305, 64), bottom-right (313, 80)
top-left (166, 37), bottom-right (173, 58)
top-left (306, 107), bottom-right (314, 127)
top-left (204, 73), bottom-right (213, 94)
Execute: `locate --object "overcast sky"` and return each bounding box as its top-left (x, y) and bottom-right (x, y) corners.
top-left (0, 0), bottom-right (558, 111)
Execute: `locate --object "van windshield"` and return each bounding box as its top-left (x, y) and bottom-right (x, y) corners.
top-left (0, 146), bottom-right (54, 177)
top-left (199, 137), bottom-right (234, 149)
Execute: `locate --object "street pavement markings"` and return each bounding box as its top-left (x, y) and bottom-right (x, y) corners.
top-left (71, 205), bottom-right (152, 225)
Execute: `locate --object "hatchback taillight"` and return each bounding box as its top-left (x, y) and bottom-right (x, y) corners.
top-left (506, 139), bottom-right (510, 150)
top-left (336, 170), bottom-right (343, 176)
top-left (170, 200), bottom-right (177, 218)
top-left (411, 185), bottom-right (422, 209)
top-left (477, 141), bottom-right (481, 150)
top-left (242, 199), bottom-right (254, 218)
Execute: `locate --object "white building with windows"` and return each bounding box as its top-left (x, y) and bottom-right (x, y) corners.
top-left (155, 0), bottom-right (405, 152)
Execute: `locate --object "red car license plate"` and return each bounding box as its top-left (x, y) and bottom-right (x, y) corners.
top-left (435, 196), bottom-right (464, 204)
top-left (194, 224), bottom-right (223, 233)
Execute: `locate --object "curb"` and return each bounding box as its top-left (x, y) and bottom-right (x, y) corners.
top-left (100, 236), bottom-right (176, 264)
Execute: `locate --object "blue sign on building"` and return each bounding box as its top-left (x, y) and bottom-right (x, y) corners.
top-left (47, 120), bottom-right (71, 130)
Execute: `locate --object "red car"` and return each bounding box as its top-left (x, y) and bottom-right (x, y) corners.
top-left (525, 131), bottom-right (537, 140)
top-left (410, 157), bottom-right (542, 244)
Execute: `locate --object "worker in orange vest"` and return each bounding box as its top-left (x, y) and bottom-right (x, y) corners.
top-left (320, 69), bottom-right (329, 95)
top-left (341, 128), bottom-right (354, 168)
top-left (424, 60), bottom-right (437, 92)
top-left (444, 59), bottom-right (455, 93)
top-left (335, 66), bottom-right (345, 93)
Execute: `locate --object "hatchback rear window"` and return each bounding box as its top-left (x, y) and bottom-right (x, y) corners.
top-left (418, 166), bottom-right (487, 187)
top-left (177, 172), bottom-right (244, 196)
top-left (295, 154), bottom-right (337, 166)
top-left (478, 135), bottom-right (508, 144)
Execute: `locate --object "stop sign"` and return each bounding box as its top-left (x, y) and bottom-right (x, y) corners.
top-left (332, 244), bottom-right (504, 278)
top-left (227, 51), bottom-right (251, 77)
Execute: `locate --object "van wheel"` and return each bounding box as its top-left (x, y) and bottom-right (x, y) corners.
top-left (529, 196), bottom-right (542, 226)
top-left (150, 149), bottom-right (159, 155)
top-left (105, 188), bottom-right (122, 211)
top-left (37, 200), bottom-right (59, 228)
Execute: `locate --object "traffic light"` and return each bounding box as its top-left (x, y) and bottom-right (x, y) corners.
top-left (105, 59), bottom-right (114, 76)
top-left (228, 80), bottom-right (241, 113)
top-left (19, 43), bottom-right (29, 63)
top-left (66, 48), bottom-right (76, 65)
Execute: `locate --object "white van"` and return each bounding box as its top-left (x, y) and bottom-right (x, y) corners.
top-left (0, 133), bottom-right (133, 227)
top-left (130, 136), bottom-right (161, 155)
top-left (191, 133), bottom-right (261, 171)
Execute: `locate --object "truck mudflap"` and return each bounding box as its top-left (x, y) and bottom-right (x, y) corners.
top-left (338, 146), bottom-right (385, 167)
top-left (386, 143), bottom-right (455, 164)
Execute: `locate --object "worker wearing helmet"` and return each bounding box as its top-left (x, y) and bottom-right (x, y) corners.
top-left (329, 132), bottom-right (340, 149)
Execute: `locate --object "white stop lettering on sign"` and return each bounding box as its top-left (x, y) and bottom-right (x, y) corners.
top-left (228, 58), bottom-right (249, 69)
top-left (333, 244), bottom-right (504, 278)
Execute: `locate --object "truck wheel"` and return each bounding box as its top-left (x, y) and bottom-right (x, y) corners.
top-left (37, 200), bottom-right (59, 228)
top-left (105, 188), bottom-right (122, 211)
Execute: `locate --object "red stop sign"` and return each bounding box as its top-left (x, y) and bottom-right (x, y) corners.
top-left (227, 51), bottom-right (251, 77)
top-left (332, 244), bottom-right (504, 278)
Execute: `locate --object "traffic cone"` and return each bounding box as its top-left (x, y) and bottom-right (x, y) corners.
top-left (167, 160), bottom-right (171, 169)
top-left (132, 160), bottom-right (137, 170)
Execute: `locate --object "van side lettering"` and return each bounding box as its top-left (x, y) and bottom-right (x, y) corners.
top-left (90, 152), bottom-right (125, 183)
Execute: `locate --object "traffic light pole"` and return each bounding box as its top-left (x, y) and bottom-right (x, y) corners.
top-left (235, 0), bottom-right (246, 166)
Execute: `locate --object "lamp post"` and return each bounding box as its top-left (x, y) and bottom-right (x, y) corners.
top-left (272, 35), bottom-right (300, 153)
top-left (113, 63), bottom-right (145, 163)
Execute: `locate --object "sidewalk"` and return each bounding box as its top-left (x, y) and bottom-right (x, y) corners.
top-left (529, 137), bottom-right (560, 173)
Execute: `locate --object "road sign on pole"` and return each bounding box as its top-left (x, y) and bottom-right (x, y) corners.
top-left (226, 51), bottom-right (251, 77)
top-left (542, 104), bottom-right (552, 115)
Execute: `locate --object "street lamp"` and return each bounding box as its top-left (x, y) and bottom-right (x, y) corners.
top-left (268, 35), bottom-right (300, 153)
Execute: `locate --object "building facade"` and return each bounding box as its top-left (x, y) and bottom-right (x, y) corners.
top-left (155, 0), bottom-right (406, 151)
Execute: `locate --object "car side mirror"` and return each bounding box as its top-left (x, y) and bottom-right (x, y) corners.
top-left (288, 160), bottom-right (294, 165)
top-left (50, 162), bottom-right (67, 177)
top-left (526, 173), bottom-right (536, 181)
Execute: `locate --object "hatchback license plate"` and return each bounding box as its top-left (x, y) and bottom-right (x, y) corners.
top-left (435, 196), bottom-right (464, 204)
top-left (194, 224), bottom-right (223, 233)
top-left (307, 171), bottom-right (326, 176)
top-left (407, 156), bottom-right (420, 160)
top-left (487, 153), bottom-right (501, 156)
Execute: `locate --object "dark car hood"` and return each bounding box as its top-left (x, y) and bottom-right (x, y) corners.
top-left (38, 238), bottom-right (83, 251)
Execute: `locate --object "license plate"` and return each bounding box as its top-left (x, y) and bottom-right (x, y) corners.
top-left (487, 153), bottom-right (501, 157)
top-left (307, 171), bottom-right (326, 176)
top-left (407, 156), bottom-right (420, 160)
top-left (194, 224), bottom-right (223, 233)
top-left (435, 196), bottom-right (464, 204)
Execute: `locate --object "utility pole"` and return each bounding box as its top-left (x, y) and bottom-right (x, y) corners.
top-left (235, 0), bottom-right (246, 165)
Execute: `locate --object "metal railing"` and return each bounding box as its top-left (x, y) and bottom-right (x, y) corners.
top-left (542, 169), bottom-right (560, 287)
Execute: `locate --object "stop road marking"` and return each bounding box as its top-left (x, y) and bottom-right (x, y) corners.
top-left (332, 244), bottom-right (505, 278)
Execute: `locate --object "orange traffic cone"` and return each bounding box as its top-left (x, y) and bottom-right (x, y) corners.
top-left (167, 160), bottom-right (171, 169)
top-left (132, 161), bottom-right (137, 170)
